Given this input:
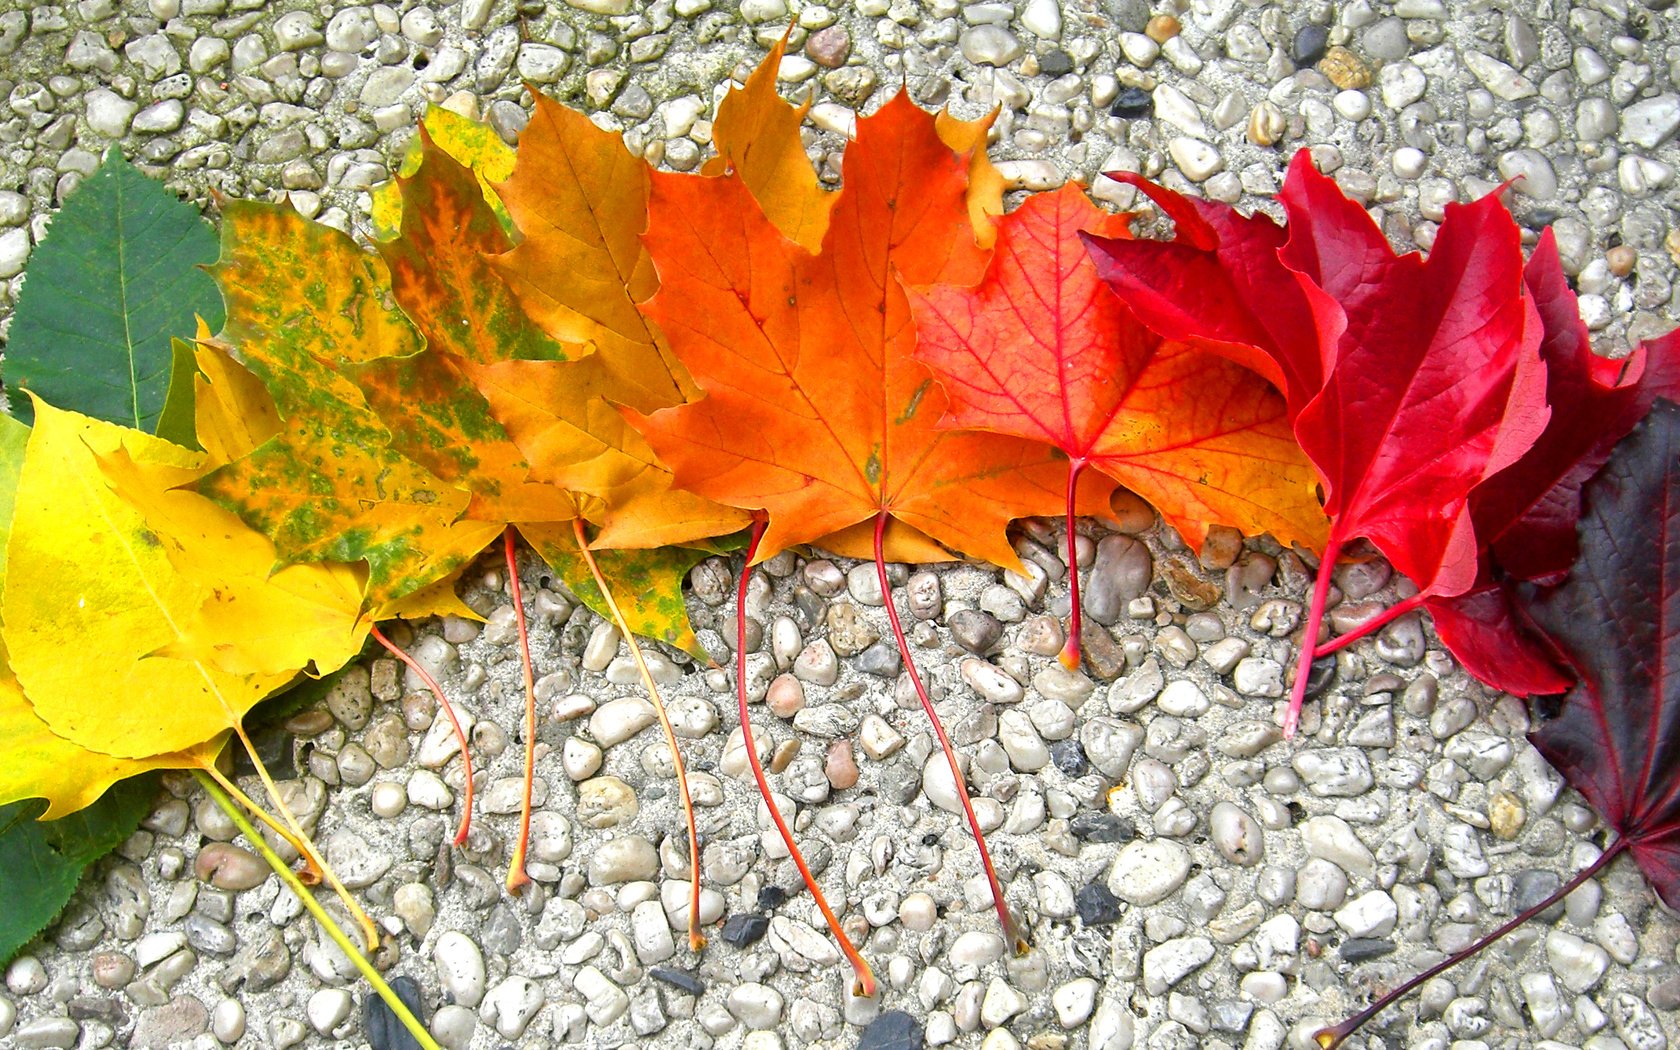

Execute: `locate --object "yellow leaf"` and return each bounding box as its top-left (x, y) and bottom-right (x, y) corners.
top-left (3, 401), bottom-right (308, 758)
top-left (97, 444), bottom-right (371, 678)
top-left (704, 32), bottom-right (834, 252)
top-left (0, 675), bottom-right (219, 817)
top-left (193, 336), bottom-right (280, 469)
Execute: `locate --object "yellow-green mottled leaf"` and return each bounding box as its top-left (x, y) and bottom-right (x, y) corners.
top-left (370, 106), bottom-right (515, 241)
top-left (355, 133), bottom-right (585, 528)
top-left (521, 523), bottom-right (709, 660)
top-left (196, 199), bottom-right (480, 605)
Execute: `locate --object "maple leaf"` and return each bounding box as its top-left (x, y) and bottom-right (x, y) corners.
top-left (0, 411), bottom-right (207, 818)
top-left (910, 184), bottom-right (1327, 667)
top-left (489, 89), bottom-right (694, 413)
top-left (369, 104), bottom-right (516, 241)
top-left (704, 29), bottom-right (834, 252)
top-left (195, 199), bottom-right (493, 608)
top-left (4, 401), bottom-right (306, 759)
top-left (1317, 229), bottom-right (1680, 697)
top-left (1095, 155), bottom-right (1549, 734)
top-left (632, 93), bottom-right (1112, 567)
top-left (1082, 164), bottom-right (1343, 416)
top-left (631, 92), bottom-right (1116, 986)
top-left (1318, 398), bottom-right (1680, 1048)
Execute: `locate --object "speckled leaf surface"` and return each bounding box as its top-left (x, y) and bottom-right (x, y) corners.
top-left (195, 200), bottom-right (480, 605)
top-left (369, 105), bottom-right (515, 241)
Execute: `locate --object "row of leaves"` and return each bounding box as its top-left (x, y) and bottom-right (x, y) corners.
top-left (0, 35), bottom-right (1677, 1044)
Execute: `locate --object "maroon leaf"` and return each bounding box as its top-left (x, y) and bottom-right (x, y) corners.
top-left (1521, 398), bottom-right (1680, 907)
top-left (1316, 399), bottom-right (1680, 1050)
top-left (1470, 228), bottom-right (1680, 582)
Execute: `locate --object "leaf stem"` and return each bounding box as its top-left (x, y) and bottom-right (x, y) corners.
top-left (372, 624), bottom-right (474, 847)
top-left (874, 510), bottom-right (1025, 955)
top-left (570, 518), bottom-right (707, 950)
top-left (221, 721), bottom-right (379, 950)
top-left (191, 769), bottom-right (443, 1050)
top-left (1310, 592), bottom-right (1428, 658)
top-left (1056, 459), bottom-right (1088, 671)
top-left (1315, 839), bottom-right (1628, 1049)
top-left (737, 516), bottom-right (876, 995)
top-left (503, 527), bottom-right (539, 895)
top-left (1285, 537), bottom-right (1343, 739)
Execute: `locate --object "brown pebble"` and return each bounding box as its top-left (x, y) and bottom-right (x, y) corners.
top-left (1606, 244), bottom-right (1636, 277)
top-left (1145, 13), bottom-right (1181, 43)
top-left (769, 739), bottom-right (801, 773)
top-left (1160, 556), bottom-right (1222, 611)
top-left (766, 673), bottom-right (806, 718)
top-left (825, 739), bottom-right (859, 790)
top-left (1318, 46), bottom-right (1371, 90)
top-left (806, 25), bottom-right (851, 68)
top-left (401, 690), bottom-right (435, 731)
top-left (193, 842), bottom-right (269, 891)
top-left (1198, 525), bottom-right (1244, 571)
top-left (1665, 228), bottom-right (1680, 269)
top-left (282, 709), bottom-right (333, 737)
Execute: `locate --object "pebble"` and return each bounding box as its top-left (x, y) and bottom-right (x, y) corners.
top-left (307, 988), bottom-right (352, 1037)
top-left (1334, 890), bottom-right (1398, 938)
top-left (433, 931), bottom-right (487, 1008)
top-left (1547, 930), bottom-right (1610, 993)
top-left (1142, 936), bottom-right (1214, 995)
top-left (1622, 94), bottom-right (1680, 150)
top-left (1300, 815), bottom-right (1376, 876)
top-left (1208, 802), bottom-right (1263, 865)
top-left (482, 976), bottom-right (544, 1039)
top-left (728, 983), bottom-right (785, 1030)
top-left (193, 843), bottom-right (268, 891)
top-left (591, 697), bottom-right (656, 747)
top-left (588, 836), bottom-right (659, 884)
top-left (1107, 839), bottom-right (1191, 904)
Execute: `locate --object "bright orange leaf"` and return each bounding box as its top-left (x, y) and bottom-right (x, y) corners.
top-left (631, 92), bottom-right (1113, 569)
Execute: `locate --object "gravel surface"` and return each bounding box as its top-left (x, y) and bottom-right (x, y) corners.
top-left (2, 1), bottom-right (1680, 1049)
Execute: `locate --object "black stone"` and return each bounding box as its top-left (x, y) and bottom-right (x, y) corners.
top-left (720, 913), bottom-right (770, 948)
top-left (1303, 654), bottom-right (1337, 698)
top-left (650, 967), bottom-right (706, 996)
top-left (1069, 811), bottom-right (1134, 844)
top-left (363, 975), bottom-right (427, 1050)
top-left (1513, 869), bottom-right (1566, 923)
top-left (1110, 86), bottom-right (1151, 119)
top-left (231, 725), bottom-right (296, 780)
top-left (858, 1010), bottom-right (925, 1050)
top-left (757, 884), bottom-right (790, 911)
top-left (1291, 24), bottom-right (1329, 66)
top-left (1339, 938), bottom-right (1396, 962)
top-left (1076, 882), bottom-right (1125, 926)
top-left (1040, 49), bottom-right (1075, 75)
top-left (1050, 738), bottom-right (1089, 777)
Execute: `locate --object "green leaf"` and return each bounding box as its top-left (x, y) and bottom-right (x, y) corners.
top-left (2, 148), bottom-right (223, 431)
top-left (154, 339), bottom-right (201, 449)
top-left (0, 777), bottom-right (154, 964)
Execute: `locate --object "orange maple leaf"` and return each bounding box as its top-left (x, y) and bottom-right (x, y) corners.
top-left (630, 92), bottom-right (1113, 569)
